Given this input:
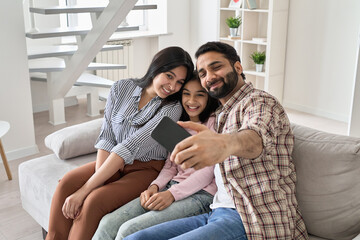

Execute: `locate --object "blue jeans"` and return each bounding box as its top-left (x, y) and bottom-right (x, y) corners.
top-left (92, 181), bottom-right (213, 240)
top-left (123, 208), bottom-right (248, 240)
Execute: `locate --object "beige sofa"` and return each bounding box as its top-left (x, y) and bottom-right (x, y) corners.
top-left (19, 119), bottom-right (360, 240)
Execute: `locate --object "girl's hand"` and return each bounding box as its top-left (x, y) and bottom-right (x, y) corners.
top-left (62, 190), bottom-right (87, 219)
top-left (140, 185), bottom-right (158, 207)
top-left (143, 190), bottom-right (175, 211)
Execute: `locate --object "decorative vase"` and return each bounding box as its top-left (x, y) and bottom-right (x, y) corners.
top-left (255, 64), bottom-right (264, 72)
top-left (229, 28), bottom-right (238, 37)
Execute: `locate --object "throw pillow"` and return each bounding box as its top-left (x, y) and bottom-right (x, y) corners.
top-left (45, 118), bottom-right (103, 160)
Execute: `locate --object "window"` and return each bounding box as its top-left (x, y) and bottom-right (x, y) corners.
top-left (59, 0), bottom-right (148, 29)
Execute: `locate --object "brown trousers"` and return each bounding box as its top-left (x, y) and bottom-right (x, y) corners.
top-left (45, 160), bottom-right (164, 240)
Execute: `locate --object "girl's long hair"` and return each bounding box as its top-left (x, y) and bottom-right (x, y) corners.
top-left (180, 74), bottom-right (220, 122)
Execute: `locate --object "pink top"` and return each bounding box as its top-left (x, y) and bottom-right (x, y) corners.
top-left (150, 116), bottom-right (217, 201)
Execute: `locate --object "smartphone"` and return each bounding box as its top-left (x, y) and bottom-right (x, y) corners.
top-left (151, 116), bottom-right (191, 152)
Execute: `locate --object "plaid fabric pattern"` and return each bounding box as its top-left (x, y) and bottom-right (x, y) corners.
top-left (215, 82), bottom-right (308, 240)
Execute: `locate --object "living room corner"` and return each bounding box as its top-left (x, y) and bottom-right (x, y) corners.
top-left (1, 0), bottom-right (360, 239)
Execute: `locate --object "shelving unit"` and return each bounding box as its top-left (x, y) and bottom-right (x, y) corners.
top-left (218, 0), bottom-right (289, 103)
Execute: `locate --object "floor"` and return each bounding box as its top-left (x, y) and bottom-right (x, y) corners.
top-left (0, 98), bottom-right (103, 240)
top-left (0, 99), bottom-right (349, 240)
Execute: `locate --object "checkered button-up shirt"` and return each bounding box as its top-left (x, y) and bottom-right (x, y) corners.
top-left (216, 82), bottom-right (308, 240)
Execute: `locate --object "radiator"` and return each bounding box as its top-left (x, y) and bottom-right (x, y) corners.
top-left (96, 40), bottom-right (133, 81)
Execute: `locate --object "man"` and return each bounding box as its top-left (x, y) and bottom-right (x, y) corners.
top-left (124, 42), bottom-right (308, 240)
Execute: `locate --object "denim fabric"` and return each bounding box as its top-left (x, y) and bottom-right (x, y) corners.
top-left (92, 180), bottom-right (213, 240)
top-left (123, 208), bottom-right (248, 240)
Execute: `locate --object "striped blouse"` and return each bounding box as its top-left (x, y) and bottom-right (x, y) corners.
top-left (95, 79), bottom-right (182, 165)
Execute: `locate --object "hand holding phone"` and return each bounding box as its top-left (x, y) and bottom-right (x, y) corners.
top-left (151, 116), bottom-right (191, 152)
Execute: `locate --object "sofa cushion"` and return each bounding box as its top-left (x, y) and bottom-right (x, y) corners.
top-left (291, 123), bottom-right (360, 240)
top-left (45, 118), bottom-right (103, 160)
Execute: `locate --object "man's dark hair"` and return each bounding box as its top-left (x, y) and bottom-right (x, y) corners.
top-left (195, 41), bottom-right (246, 80)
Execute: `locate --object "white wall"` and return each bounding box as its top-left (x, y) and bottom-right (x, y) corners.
top-left (0, 1), bottom-right (38, 160)
top-left (283, 0), bottom-right (360, 122)
top-left (158, 0), bottom-right (191, 53)
top-left (131, 37), bottom-right (159, 78)
top-left (188, 0), bottom-right (219, 58)
top-left (348, 32), bottom-right (360, 137)
top-left (147, 0), bottom-right (218, 61)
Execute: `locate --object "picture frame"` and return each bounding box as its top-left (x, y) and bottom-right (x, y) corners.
top-left (245, 0), bottom-right (257, 10)
top-left (228, 0), bottom-right (242, 8)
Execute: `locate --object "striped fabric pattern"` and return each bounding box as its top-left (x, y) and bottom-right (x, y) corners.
top-left (95, 79), bottom-right (182, 165)
top-left (215, 82), bottom-right (308, 240)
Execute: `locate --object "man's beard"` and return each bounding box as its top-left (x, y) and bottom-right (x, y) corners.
top-left (206, 69), bottom-right (238, 99)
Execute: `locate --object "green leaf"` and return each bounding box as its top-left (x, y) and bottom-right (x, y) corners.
top-left (225, 16), bottom-right (242, 28)
top-left (250, 51), bottom-right (266, 64)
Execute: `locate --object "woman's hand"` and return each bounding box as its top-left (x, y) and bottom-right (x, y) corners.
top-left (142, 190), bottom-right (175, 211)
top-left (61, 152), bottom-right (126, 220)
top-left (62, 189), bottom-right (87, 219)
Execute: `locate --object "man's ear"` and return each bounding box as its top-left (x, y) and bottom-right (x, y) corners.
top-left (233, 61), bottom-right (243, 75)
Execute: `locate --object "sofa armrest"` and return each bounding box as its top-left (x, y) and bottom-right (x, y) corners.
top-left (291, 123), bottom-right (360, 240)
top-left (353, 233), bottom-right (360, 240)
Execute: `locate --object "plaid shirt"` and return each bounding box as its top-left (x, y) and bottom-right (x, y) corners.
top-left (216, 82), bottom-right (308, 240)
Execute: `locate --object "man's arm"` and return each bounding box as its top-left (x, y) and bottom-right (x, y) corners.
top-left (170, 121), bottom-right (263, 170)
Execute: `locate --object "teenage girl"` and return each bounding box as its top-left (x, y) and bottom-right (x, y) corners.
top-left (92, 74), bottom-right (220, 240)
top-left (45, 46), bottom-right (194, 240)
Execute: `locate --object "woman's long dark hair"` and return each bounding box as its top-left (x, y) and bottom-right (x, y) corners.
top-left (180, 74), bottom-right (220, 122)
top-left (133, 46), bottom-right (194, 104)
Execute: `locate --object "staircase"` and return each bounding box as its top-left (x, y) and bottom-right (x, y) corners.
top-left (25, 0), bottom-right (157, 125)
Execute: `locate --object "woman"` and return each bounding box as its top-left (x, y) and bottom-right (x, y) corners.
top-left (92, 75), bottom-right (220, 240)
top-left (45, 46), bottom-right (194, 240)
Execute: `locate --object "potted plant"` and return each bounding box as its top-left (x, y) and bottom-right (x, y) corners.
top-left (225, 16), bottom-right (242, 37)
top-left (250, 51), bottom-right (266, 72)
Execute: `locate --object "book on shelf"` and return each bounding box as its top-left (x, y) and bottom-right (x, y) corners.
top-left (246, 0), bottom-right (257, 9)
top-left (252, 37), bottom-right (267, 43)
top-left (228, 0), bottom-right (242, 8)
top-left (228, 35), bottom-right (241, 40)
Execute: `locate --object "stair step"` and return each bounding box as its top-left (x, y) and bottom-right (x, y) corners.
top-left (30, 72), bottom-right (114, 88)
top-left (26, 25), bottom-right (139, 39)
top-left (27, 44), bottom-right (123, 59)
top-left (29, 4), bottom-right (157, 14)
top-left (30, 72), bottom-right (47, 82)
top-left (29, 58), bottom-right (126, 73)
top-left (99, 88), bottom-right (110, 101)
top-left (75, 73), bottom-right (114, 88)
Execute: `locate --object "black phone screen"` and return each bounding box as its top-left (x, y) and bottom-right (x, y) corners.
top-left (151, 116), bottom-right (191, 152)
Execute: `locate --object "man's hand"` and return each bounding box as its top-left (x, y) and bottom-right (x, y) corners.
top-left (170, 121), bottom-right (231, 170)
top-left (142, 190), bottom-right (175, 211)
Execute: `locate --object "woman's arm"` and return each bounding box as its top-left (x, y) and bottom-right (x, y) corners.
top-left (95, 83), bottom-right (119, 153)
top-left (110, 102), bottom-right (182, 165)
top-left (62, 153), bottom-right (125, 219)
top-left (95, 149), bottom-right (110, 171)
